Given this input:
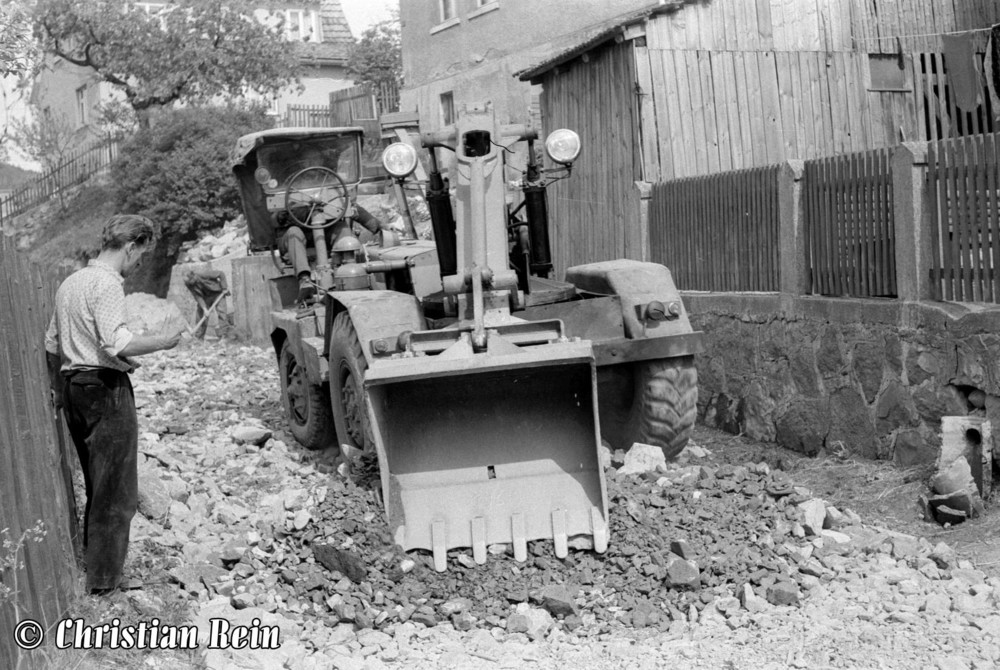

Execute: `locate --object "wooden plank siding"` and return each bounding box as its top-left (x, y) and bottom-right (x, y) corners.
top-left (630, 0), bottom-right (1000, 180)
top-left (541, 41), bottom-right (641, 275)
top-left (0, 238), bottom-right (77, 670)
top-left (649, 165), bottom-right (781, 292)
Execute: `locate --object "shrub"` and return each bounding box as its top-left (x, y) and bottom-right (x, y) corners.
top-left (112, 103), bottom-right (273, 295)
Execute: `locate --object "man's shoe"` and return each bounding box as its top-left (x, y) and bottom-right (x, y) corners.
top-left (297, 277), bottom-right (316, 303)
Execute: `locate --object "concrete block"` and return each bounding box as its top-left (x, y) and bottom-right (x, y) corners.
top-left (938, 416), bottom-right (992, 499)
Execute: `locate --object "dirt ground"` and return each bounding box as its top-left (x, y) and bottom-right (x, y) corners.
top-left (695, 425), bottom-right (1000, 575)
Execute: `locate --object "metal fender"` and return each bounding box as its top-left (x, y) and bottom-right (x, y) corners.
top-left (565, 259), bottom-right (693, 339)
top-left (323, 290), bottom-right (425, 366)
top-left (270, 311), bottom-right (328, 385)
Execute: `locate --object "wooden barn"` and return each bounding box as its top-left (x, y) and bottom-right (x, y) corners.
top-left (517, 0), bottom-right (1000, 275)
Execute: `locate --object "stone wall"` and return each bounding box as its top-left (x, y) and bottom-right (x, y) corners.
top-left (686, 294), bottom-right (1000, 466)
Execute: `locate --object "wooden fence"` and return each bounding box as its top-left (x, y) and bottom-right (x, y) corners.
top-left (0, 237), bottom-right (78, 670)
top-left (928, 134), bottom-right (1000, 302)
top-left (802, 148), bottom-right (897, 298)
top-left (649, 166), bottom-right (781, 292)
top-left (281, 104), bottom-right (338, 128)
top-left (0, 136), bottom-right (121, 225)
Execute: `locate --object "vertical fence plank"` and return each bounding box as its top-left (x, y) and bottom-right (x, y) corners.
top-left (928, 142), bottom-right (942, 299)
top-left (989, 134), bottom-right (1000, 302)
top-left (974, 135), bottom-right (989, 301)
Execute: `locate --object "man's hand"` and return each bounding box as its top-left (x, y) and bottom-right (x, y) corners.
top-left (50, 387), bottom-right (64, 411)
top-left (161, 327), bottom-right (184, 351)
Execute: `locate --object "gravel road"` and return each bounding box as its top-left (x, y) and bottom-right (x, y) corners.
top-left (57, 340), bottom-right (1000, 670)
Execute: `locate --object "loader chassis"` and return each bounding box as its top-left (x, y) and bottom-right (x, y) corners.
top-left (232, 109), bottom-right (703, 570)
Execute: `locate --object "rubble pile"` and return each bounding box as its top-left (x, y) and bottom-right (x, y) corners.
top-left (178, 217), bottom-right (249, 263)
top-left (118, 342), bottom-right (1000, 669)
top-left (261, 453), bottom-right (851, 635)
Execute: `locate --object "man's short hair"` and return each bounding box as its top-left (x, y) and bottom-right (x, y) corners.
top-left (101, 214), bottom-right (157, 251)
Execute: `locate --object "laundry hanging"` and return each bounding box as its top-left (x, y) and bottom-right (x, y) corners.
top-left (943, 30), bottom-right (981, 111)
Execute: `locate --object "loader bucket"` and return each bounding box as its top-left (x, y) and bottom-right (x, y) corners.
top-left (365, 341), bottom-right (609, 571)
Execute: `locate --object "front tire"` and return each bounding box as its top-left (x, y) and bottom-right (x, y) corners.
top-left (279, 341), bottom-right (334, 450)
top-left (598, 356), bottom-right (698, 460)
top-left (328, 312), bottom-right (374, 452)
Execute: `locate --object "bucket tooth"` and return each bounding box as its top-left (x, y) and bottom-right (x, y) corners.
top-left (552, 509), bottom-right (568, 559)
top-left (592, 507), bottom-right (609, 553)
top-left (432, 521), bottom-right (448, 572)
top-left (512, 513), bottom-right (527, 562)
top-left (472, 517), bottom-right (487, 565)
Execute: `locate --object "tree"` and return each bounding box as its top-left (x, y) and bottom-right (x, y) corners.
top-left (0, 1), bottom-right (36, 80)
top-left (32, 0), bottom-right (303, 124)
top-left (111, 104), bottom-right (273, 296)
top-left (10, 105), bottom-right (77, 209)
top-left (0, 1), bottom-right (40, 155)
top-left (346, 16), bottom-right (402, 112)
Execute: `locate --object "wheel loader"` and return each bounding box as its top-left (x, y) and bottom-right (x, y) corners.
top-left (230, 106), bottom-right (703, 570)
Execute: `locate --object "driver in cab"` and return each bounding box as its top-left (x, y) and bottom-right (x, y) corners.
top-left (273, 144), bottom-right (387, 303)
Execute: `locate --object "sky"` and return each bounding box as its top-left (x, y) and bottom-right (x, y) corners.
top-left (340, 0), bottom-right (398, 37)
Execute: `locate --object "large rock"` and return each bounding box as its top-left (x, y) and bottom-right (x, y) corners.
top-left (775, 399), bottom-right (829, 456)
top-left (538, 584), bottom-right (578, 618)
top-left (663, 554), bottom-right (700, 588)
top-left (874, 381), bottom-right (920, 436)
top-left (827, 386), bottom-right (878, 458)
top-left (817, 329), bottom-right (847, 378)
top-left (506, 604), bottom-right (552, 640)
top-left (905, 347), bottom-right (939, 386)
top-left (852, 341), bottom-right (884, 402)
top-left (124, 293), bottom-right (187, 335)
top-left (893, 428), bottom-right (937, 467)
top-left (741, 380), bottom-right (777, 442)
top-left (137, 464), bottom-right (171, 520)
top-left (313, 544), bottom-right (367, 583)
top-left (789, 346), bottom-right (820, 397)
top-left (798, 498), bottom-right (827, 536)
top-left (619, 443), bottom-right (667, 474)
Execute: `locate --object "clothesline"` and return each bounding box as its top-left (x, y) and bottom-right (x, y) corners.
top-left (852, 26), bottom-right (994, 42)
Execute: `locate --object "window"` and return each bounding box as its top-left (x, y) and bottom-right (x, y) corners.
top-left (439, 0), bottom-right (456, 22)
top-left (440, 91), bottom-right (455, 126)
top-left (135, 2), bottom-right (166, 14)
top-left (75, 86), bottom-right (87, 127)
top-left (282, 9), bottom-right (320, 42)
top-left (868, 54), bottom-right (908, 92)
top-left (469, 0), bottom-right (499, 20)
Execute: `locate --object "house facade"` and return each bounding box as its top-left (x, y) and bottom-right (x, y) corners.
top-left (29, 0), bottom-right (357, 147)
top-left (398, 0), bottom-right (656, 131)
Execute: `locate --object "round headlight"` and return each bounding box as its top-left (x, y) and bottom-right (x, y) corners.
top-left (382, 142), bottom-right (418, 178)
top-left (544, 129), bottom-right (581, 165)
top-left (254, 166), bottom-right (272, 185)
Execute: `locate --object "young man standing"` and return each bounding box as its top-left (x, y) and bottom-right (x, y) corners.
top-left (44, 214), bottom-right (183, 594)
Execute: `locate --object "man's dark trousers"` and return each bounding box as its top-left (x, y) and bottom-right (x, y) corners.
top-left (63, 368), bottom-right (138, 592)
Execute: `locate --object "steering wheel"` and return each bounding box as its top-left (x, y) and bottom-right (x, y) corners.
top-left (284, 166), bottom-right (349, 229)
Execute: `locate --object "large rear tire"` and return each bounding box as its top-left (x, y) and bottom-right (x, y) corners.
top-left (598, 356), bottom-right (698, 460)
top-left (279, 341), bottom-right (334, 450)
top-left (328, 311), bottom-right (374, 452)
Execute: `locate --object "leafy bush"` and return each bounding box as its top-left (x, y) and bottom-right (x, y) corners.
top-left (111, 103), bottom-right (273, 295)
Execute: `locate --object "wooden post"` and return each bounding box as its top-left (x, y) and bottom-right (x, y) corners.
top-left (231, 254), bottom-right (280, 345)
top-left (778, 160), bottom-right (806, 298)
top-left (627, 180), bottom-right (653, 261)
top-left (893, 142), bottom-right (932, 302)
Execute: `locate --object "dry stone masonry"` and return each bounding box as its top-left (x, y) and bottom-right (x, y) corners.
top-left (688, 296), bottom-right (1000, 469)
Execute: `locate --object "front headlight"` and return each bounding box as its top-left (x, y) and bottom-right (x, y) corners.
top-left (254, 166), bottom-right (272, 185)
top-left (382, 142), bottom-right (418, 178)
top-left (544, 129), bottom-right (581, 165)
